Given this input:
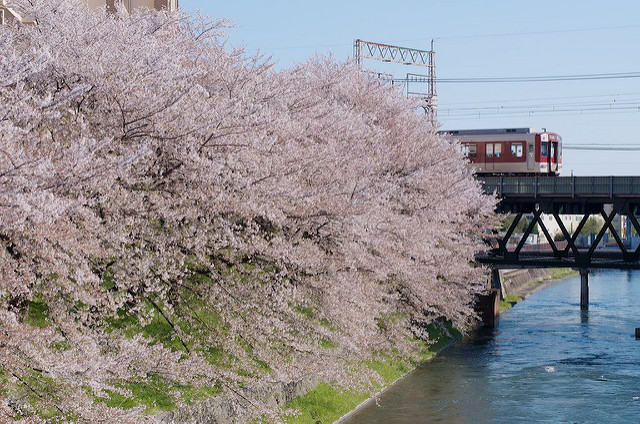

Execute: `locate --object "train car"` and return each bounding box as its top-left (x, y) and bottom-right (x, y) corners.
top-left (438, 127), bottom-right (562, 176)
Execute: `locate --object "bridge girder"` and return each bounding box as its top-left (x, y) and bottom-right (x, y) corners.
top-left (477, 176), bottom-right (640, 270)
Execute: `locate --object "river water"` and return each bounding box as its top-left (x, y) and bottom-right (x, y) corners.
top-left (345, 269), bottom-right (640, 423)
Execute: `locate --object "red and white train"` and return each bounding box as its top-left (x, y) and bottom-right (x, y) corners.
top-left (439, 127), bottom-right (562, 176)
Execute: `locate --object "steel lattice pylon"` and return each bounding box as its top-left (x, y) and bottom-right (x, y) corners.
top-left (354, 40), bottom-right (431, 67)
top-left (354, 39), bottom-right (437, 122)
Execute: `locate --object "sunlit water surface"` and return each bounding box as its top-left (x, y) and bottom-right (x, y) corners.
top-left (345, 269), bottom-right (640, 423)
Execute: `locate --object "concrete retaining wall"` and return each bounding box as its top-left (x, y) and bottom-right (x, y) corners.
top-left (499, 269), bottom-right (552, 299)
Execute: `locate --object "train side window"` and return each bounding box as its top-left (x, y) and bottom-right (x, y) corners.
top-left (486, 143), bottom-right (494, 157)
top-left (469, 144), bottom-right (477, 158)
top-left (494, 143), bottom-right (501, 157)
top-left (511, 143), bottom-right (523, 157)
top-left (462, 143), bottom-right (477, 158)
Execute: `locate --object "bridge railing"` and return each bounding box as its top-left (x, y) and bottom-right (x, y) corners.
top-left (481, 176), bottom-right (640, 198)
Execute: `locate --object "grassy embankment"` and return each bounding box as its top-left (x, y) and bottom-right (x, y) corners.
top-left (1, 243), bottom-right (464, 423)
top-left (296, 268), bottom-right (582, 423)
top-left (283, 322), bottom-right (462, 424)
top-left (2, 261), bottom-right (578, 422)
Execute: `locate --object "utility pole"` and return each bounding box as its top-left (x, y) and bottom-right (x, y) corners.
top-left (354, 39), bottom-right (437, 123)
top-left (428, 39), bottom-right (437, 122)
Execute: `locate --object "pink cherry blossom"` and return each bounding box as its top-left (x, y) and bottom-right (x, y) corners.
top-left (0, 1), bottom-right (496, 421)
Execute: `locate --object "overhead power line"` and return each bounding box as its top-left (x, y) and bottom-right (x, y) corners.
top-left (245, 23), bottom-right (640, 52)
top-left (439, 92), bottom-right (640, 107)
top-left (564, 145), bottom-right (640, 151)
top-left (400, 72), bottom-right (640, 84)
top-left (431, 24), bottom-right (640, 41)
top-left (439, 104), bottom-right (640, 120)
top-left (435, 92), bottom-right (640, 120)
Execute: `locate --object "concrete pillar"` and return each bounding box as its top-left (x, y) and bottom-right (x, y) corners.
top-left (490, 268), bottom-right (503, 299)
top-left (477, 289), bottom-right (500, 327)
top-left (580, 269), bottom-right (589, 309)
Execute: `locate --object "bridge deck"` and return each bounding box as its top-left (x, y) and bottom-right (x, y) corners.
top-left (481, 176), bottom-right (640, 198)
top-left (480, 176), bottom-right (640, 214)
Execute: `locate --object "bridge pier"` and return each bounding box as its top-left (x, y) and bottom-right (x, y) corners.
top-left (490, 268), bottom-right (502, 299)
top-left (579, 269), bottom-right (589, 309)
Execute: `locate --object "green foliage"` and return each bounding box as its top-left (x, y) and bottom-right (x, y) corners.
top-left (502, 215), bottom-right (537, 235)
top-left (100, 388), bottom-right (138, 410)
top-left (1, 367), bottom-right (75, 421)
top-left (104, 284), bottom-right (230, 359)
top-left (120, 379), bottom-right (176, 412)
top-left (177, 382), bottom-right (223, 405)
top-left (25, 295), bottom-right (51, 328)
top-left (405, 339), bottom-right (437, 365)
top-left (105, 308), bottom-right (140, 334)
top-left (374, 311), bottom-right (406, 332)
top-left (50, 339), bottom-right (72, 352)
top-left (236, 336), bottom-right (272, 372)
top-left (102, 269), bottom-right (117, 291)
top-left (319, 338), bottom-right (338, 349)
top-left (499, 293), bottom-right (522, 312)
top-left (549, 268), bottom-right (577, 280)
top-left (580, 216), bottom-right (603, 235)
top-left (366, 353), bottom-right (410, 384)
top-left (99, 250), bottom-right (279, 386)
top-left (318, 318), bottom-right (335, 331)
top-left (424, 321), bottom-right (461, 353)
top-left (142, 318), bottom-right (187, 352)
top-left (0, 367), bottom-right (9, 403)
top-left (294, 304), bottom-right (315, 320)
top-left (374, 316), bottom-right (387, 331)
top-left (204, 345), bottom-right (236, 367)
top-left (95, 374), bottom-right (222, 414)
top-left (284, 382), bottom-right (368, 424)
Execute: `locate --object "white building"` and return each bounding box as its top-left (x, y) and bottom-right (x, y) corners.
top-left (2, 0), bottom-right (178, 24)
top-left (538, 214), bottom-right (591, 239)
top-left (88, 0), bottom-right (178, 12)
top-left (1, 0), bottom-right (34, 24)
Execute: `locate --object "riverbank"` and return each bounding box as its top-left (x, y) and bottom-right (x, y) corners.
top-left (332, 269), bottom-right (640, 422)
top-left (334, 329), bottom-right (462, 424)
top-left (336, 268), bottom-right (577, 423)
top-left (501, 268), bottom-right (577, 300)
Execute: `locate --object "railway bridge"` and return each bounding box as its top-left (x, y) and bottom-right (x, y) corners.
top-left (476, 175), bottom-right (640, 309)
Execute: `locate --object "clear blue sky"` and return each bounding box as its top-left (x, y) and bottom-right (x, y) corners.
top-left (183, 1), bottom-right (640, 176)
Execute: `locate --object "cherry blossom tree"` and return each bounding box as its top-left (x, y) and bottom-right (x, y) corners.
top-left (0, 1), bottom-right (496, 421)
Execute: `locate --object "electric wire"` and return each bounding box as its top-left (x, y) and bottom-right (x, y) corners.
top-left (430, 92), bottom-right (640, 120)
top-left (564, 145), bottom-right (640, 151)
top-left (399, 72), bottom-right (640, 84)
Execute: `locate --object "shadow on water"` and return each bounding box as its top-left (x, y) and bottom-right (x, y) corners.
top-left (344, 324), bottom-right (500, 424)
top-left (462, 323), bottom-right (499, 346)
top-left (580, 308), bottom-right (589, 324)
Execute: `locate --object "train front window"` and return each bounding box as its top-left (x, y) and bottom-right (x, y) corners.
top-left (551, 144), bottom-right (556, 160)
top-left (541, 141), bottom-right (549, 157)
